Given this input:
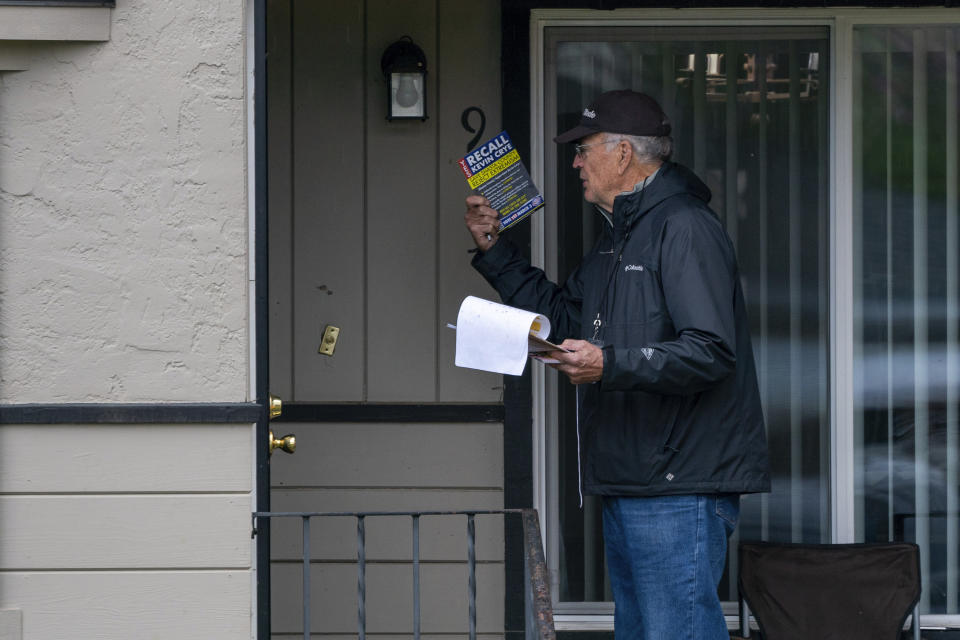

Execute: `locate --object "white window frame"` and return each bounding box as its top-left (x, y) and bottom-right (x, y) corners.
top-left (528, 7), bottom-right (960, 631)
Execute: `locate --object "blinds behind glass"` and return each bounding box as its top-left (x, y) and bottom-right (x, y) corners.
top-left (853, 25), bottom-right (960, 615)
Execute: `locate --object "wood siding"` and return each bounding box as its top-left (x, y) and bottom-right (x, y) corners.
top-left (0, 423), bottom-right (253, 640)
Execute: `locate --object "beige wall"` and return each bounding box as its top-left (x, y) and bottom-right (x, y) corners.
top-left (0, 1), bottom-right (250, 403)
top-left (0, 3), bottom-right (255, 639)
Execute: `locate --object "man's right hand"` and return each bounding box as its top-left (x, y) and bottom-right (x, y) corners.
top-left (464, 195), bottom-right (500, 252)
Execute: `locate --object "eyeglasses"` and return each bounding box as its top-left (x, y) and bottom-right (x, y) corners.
top-left (574, 138), bottom-right (621, 158)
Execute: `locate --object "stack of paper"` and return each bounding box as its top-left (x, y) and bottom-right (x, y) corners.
top-left (453, 296), bottom-right (565, 375)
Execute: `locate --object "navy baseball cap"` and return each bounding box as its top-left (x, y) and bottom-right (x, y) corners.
top-left (554, 90), bottom-right (671, 143)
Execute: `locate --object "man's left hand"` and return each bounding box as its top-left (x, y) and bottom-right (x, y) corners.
top-left (548, 339), bottom-right (604, 384)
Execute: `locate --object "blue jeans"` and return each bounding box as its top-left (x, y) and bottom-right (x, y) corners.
top-left (602, 494), bottom-right (739, 640)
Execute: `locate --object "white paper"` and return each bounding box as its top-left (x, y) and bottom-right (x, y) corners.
top-left (454, 296), bottom-right (551, 375)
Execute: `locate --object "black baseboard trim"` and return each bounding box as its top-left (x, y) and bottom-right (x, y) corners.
top-left (0, 402), bottom-right (262, 424)
top-left (273, 403), bottom-right (505, 423)
top-left (0, 402), bottom-right (505, 424)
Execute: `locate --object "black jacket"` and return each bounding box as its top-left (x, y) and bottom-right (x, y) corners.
top-left (473, 161), bottom-right (771, 497)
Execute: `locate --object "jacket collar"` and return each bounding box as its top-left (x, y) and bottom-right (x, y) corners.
top-left (596, 166), bottom-right (661, 228)
top-left (609, 161), bottom-right (714, 232)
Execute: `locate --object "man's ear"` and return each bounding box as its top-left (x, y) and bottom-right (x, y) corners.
top-left (616, 140), bottom-right (632, 175)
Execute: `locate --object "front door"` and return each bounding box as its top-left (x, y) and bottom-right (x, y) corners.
top-left (258, 1), bottom-right (507, 637)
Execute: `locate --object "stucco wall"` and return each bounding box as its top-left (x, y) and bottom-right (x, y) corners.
top-left (0, 1), bottom-right (249, 402)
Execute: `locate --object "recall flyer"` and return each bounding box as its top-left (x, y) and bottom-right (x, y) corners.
top-left (458, 131), bottom-right (544, 231)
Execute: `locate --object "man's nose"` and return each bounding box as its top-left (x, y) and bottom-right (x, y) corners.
top-left (572, 154), bottom-right (583, 169)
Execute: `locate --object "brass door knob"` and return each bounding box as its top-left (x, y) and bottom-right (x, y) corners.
top-left (268, 393), bottom-right (282, 420)
top-left (269, 430), bottom-right (296, 455)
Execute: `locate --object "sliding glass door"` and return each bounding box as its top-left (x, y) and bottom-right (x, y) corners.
top-left (535, 13), bottom-right (960, 624)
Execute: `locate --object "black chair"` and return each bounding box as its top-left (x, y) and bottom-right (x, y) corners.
top-left (737, 541), bottom-right (921, 640)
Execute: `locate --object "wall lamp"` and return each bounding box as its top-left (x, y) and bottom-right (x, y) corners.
top-left (380, 36), bottom-right (427, 121)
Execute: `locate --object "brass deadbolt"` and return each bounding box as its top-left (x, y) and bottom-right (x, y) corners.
top-left (268, 393), bottom-right (283, 420)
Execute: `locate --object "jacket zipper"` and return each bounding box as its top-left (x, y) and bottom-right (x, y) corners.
top-left (577, 178), bottom-right (646, 504)
top-left (578, 245), bottom-right (625, 507)
top-left (576, 233), bottom-right (630, 509)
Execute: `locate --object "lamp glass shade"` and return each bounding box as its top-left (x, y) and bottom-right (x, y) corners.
top-left (388, 72), bottom-right (425, 119)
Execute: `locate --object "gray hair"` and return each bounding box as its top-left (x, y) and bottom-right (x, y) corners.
top-left (619, 134), bottom-right (673, 164)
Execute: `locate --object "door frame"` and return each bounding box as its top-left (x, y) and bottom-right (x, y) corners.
top-left (250, 0), bottom-right (271, 637)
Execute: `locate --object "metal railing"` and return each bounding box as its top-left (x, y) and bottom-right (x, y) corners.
top-left (252, 508), bottom-right (555, 640)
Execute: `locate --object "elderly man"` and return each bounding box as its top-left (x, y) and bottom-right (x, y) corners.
top-left (464, 90), bottom-right (770, 640)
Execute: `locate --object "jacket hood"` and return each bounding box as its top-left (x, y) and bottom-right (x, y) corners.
top-left (615, 161), bottom-right (712, 227)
